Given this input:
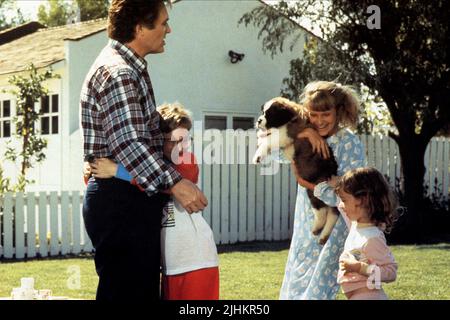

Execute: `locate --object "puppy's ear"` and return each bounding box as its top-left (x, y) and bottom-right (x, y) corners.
top-left (265, 102), bottom-right (298, 128)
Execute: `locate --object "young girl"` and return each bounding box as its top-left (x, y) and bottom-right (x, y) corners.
top-left (335, 167), bottom-right (398, 300)
top-left (87, 102), bottom-right (219, 300)
top-left (280, 81), bottom-right (367, 300)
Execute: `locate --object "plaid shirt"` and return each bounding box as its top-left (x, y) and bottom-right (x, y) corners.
top-left (80, 40), bottom-right (182, 195)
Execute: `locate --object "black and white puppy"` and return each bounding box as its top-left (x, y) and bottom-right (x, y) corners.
top-left (253, 97), bottom-right (339, 245)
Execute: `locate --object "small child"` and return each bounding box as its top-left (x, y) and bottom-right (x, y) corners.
top-left (335, 167), bottom-right (398, 300)
top-left (87, 102), bottom-right (219, 300)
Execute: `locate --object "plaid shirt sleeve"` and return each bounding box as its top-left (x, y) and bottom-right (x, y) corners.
top-left (97, 69), bottom-right (182, 195)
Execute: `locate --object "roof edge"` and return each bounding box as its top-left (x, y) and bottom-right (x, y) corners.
top-left (0, 21), bottom-right (46, 46)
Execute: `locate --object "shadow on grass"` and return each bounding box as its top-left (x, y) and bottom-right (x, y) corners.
top-left (0, 242), bottom-right (293, 263)
top-left (217, 240), bottom-right (290, 254)
top-left (414, 244), bottom-right (450, 251)
top-left (0, 253), bottom-right (94, 264)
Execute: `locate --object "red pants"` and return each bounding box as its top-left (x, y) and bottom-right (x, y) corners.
top-left (162, 267), bottom-right (219, 300)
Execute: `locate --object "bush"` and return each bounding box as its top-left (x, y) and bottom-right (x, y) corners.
top-left (387, 177), bottom-right (450, 244)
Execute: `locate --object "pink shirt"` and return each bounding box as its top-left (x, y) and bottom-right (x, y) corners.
top-left (337, 217), bottom-right (397, 294)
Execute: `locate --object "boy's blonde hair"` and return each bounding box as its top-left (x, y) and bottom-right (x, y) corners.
top-left (157, 102), bottom-right (192, 133)
top-left (335, 167), bottom-right (398, 234)
top-left (300, 81), bottom-right (360, 129)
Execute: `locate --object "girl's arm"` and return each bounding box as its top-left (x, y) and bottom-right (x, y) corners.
top-left (292, 128), bottom-right (329, 191)
top-left (314, 134), bottom-right (367, 207)
top-left (297, 128), bottom-right (330, 159)
top-left (360, 237), bottom-right (398, 282)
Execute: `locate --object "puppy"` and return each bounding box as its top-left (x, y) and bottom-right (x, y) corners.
top-left (253, 97), bottom-right (339, 245)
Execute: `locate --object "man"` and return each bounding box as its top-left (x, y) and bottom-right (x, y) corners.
top-left (80, 0), bottom-right (207, 301)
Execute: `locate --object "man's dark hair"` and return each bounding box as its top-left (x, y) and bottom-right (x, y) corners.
top-left (107, 0), bottom-right (168, 43)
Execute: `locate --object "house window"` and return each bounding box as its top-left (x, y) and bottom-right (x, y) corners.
top-left (232, 117), bottom-right (255, 130)
top-left (0, 100), bottom-right (11, 138)
top-left (205, 115), bottom-right (227, 130)
top-left (204, 114), bottom-right (255, 130)
top-left (40, 94), bottom-right (59, 134)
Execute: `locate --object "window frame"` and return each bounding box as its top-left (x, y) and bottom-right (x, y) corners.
top-left (39, 93), bottom-right (59, 135)
top-left (0, 99), bottom-right (12, 138)
top-left (203, 111), bottom-right (257, 131)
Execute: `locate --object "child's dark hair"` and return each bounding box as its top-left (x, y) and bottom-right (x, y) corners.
top-left (335, 167), bottom-right (398, 233)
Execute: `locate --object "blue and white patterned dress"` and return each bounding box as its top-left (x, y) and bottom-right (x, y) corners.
top-left (279, 129), bottom-right (367, 300)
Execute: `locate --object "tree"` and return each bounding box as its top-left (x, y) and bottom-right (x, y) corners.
top-left (2, 64), bottom-right (60, 193)
top-left (76, 0), bottom-right (110, 22)
top-left (37, 0), bottom-right (70, 27)
top-left (0, 0), bottom-right (26, 31)
top-left (38, 0), bottom-right (110, 27)
top-left (240, 0), bottom-right (450, 242)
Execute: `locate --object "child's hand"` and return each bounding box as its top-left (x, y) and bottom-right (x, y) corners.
top-left (327, 175), bottom-right (340, 188)
top-left (89, 158), bottom-right (118, 179)
top-left (297, 128), bottom-right (330, 159)
top-left (83, 162), bottom-right (92, 180)
top-left (340, 257), bottom-right (361, 274)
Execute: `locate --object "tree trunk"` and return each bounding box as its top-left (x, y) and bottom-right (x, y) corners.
top-left (396, 135), bottom-right (428, 243)
top-left (21, 97), bottom-right (32, 177)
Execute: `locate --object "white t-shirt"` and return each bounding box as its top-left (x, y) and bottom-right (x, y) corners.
top-left (161, 199), bottom-right (219, 276)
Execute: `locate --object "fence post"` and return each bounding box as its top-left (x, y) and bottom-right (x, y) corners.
top-left (3, 193), bottom-right (14, 259)
top-left (247, 163), bottom-right (256, 242)
top-left (15, 192), bottom-right (25, 259)
top-left (49, 192), bottom-right (59, 256)
top-left (264, 173), bottom-right (273, 241)
top-left (60, 191), bottom-right (70, 255)
top-left (26, 192), bottom-right (36, 258)
top-left (229, 163), bottom-right (238, 244)
top-left (281, 164), bottom-right (290, 240)
top-left (72, 191), bottom-right (81, 254)
top-left (38, 191), bottom-right (48, 257)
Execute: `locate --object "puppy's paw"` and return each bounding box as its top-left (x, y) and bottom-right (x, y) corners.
top-left (311, 227), bottom-right (322, 236)
top-left (319, 235), bottom-right (329, 245)
top-left (252, 154), bottom-right (263, 164)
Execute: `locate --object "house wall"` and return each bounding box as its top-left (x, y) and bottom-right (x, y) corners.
top-left (0, 69), bottom-right (64, 192)
top-left (0, 0), bottom-right (305, 192)
top-left (63, 32), bottom-right (109, 191)
top-left (149, 0), bottom-right (304, 121)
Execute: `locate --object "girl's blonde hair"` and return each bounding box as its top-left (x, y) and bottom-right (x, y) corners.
top-left (335, 167), bottom-right (398, 233)
top-left (300, 81), bottom-right (360, 129)
top-left (157, 102), bottom-right (192, 133)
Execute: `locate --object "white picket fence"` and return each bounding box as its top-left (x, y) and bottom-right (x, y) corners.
top-left (0, 191), bottom-right (92, 259)
top-left (0, 134), bottom-right (449, 259)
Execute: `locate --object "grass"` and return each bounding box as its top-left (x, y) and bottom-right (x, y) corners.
top-left (0, 242), bottom-right (449, 300)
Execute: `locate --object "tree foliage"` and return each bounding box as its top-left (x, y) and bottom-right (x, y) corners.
top-left (37, 0), bottom-right (69, 27)
top-left (0, 0), bottom-right (26, 31)
top-left (2, 64), bottom-right (60, 193)
top-left (38, 0), bottom-right (110, 27)
top-left (240, 0), bottom-right (450, 241)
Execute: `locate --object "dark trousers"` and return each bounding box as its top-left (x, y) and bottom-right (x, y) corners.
top-left (83, 178), bottom-right (168, 301)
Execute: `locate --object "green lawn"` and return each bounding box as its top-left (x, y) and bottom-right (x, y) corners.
top-left (0, 242), bottom-right (449, 300)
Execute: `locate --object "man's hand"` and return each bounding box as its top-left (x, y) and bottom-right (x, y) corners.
top-left (171, 179), bottom-right (208, 214)
top-left (83, 161), bottom-right (92, 181)
top-left (297, 128), bottom-right (330, 159)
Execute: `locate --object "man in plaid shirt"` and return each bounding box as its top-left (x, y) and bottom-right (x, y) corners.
top-left (80, 0), bottom-right (207, 301)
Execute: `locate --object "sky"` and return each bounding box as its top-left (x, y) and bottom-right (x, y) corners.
top-left (15, 0), bottom-right (45, 20)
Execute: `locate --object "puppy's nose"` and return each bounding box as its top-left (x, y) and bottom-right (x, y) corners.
top-left (257, 119), bottom-right (262, 124)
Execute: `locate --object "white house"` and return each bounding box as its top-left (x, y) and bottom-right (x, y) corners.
top-left (0, 0), bottom-right (310, 193)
